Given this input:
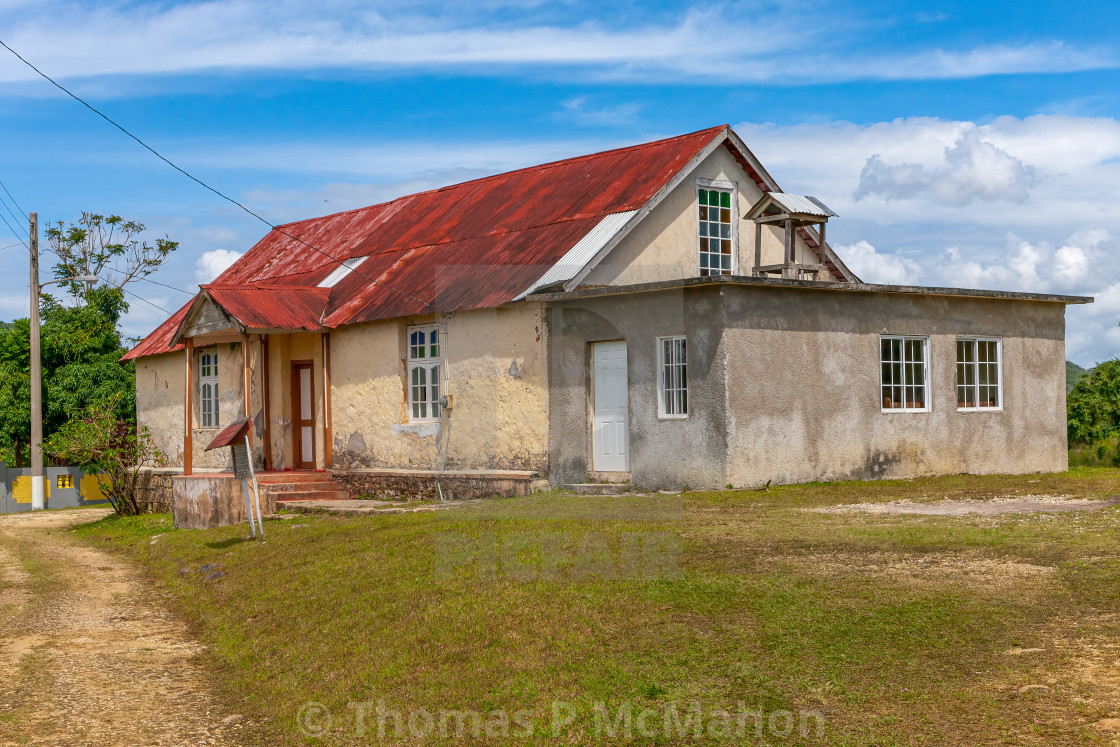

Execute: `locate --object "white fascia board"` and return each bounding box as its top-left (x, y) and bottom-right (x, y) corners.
top-left (514, 210), bottom-right (638, 300)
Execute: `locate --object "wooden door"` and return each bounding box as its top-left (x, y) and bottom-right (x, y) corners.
top-left (592, 341), bottom-right (629, 472)
top-left (291, 361), bottom-right (315, 469)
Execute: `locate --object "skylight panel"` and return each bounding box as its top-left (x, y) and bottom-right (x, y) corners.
top-left (317, 257), bottom-right (365, 288)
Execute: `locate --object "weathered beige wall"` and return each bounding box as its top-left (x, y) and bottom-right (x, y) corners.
top-left (330, 304), bottom-right (548, 472)
top-left (722, 287), bottom-right (1068, 486)
top-left (135, 352), bottom-right (185, 466)
top-left (134, 338), bottom-right (267, 471)
top-left (583, 144), bottom-right (815, 286)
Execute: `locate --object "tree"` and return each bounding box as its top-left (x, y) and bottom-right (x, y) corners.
top-left (45, 213), bottom-right (178, 297)
top-left (0, 286), bottom-right (134, 465)
top-left (1067, 359), bottom-right (1120, 445)
top-left (45, 394), bottom-right (161, 516)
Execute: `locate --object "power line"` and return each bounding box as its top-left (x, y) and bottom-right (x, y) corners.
top-left (37, 245), bottom-right (172, 314)
top-left (0, 241), bottom-right (25, 251)
top-left (0, 209), bottom-right (27, 250)
top-left (137, 275), bottom-right (195, 296)
top-left (0, 176), bottom-right (27, 219)
top-left (0, 38), bottom-right (434, 312)
top-left (0, 190), bottom-right (26, 238)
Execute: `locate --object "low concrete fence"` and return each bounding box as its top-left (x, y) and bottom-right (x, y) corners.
top-left (0, 462), bottom-right (110, 513)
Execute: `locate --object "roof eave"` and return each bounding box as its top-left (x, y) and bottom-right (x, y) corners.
top-left (528, 274), bottom-right (1094, 305)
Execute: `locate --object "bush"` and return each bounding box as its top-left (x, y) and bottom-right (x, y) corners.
top-left (1069, 435), bottom-right (1120, 468)
top-left (45, 394), bottom-right (161, 516)
top-left (1067, 359), bottom-right (1120, 445)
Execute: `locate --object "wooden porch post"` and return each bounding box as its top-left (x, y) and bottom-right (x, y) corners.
top-left (183, 338), bottom-right (194, 476)
top-left (783, 218), bottom-right (794, 279)
top-left (242, 334), bottom-right (251, 419)
top-left (322, 332), bottom-right (332, 469)
top-left (261, 335), bottom-right (272, 470)
top-left (753, 220), bottom-right (762, 276)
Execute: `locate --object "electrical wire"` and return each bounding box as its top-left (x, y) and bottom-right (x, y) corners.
top-left (0, 208), bottom-right (28, 249)
top-left (0, 190), bottom-right (27, 239)
top-left (0, 176), bottom-right (27, 219)
top-left (0, 38), bottom-right (435, 312)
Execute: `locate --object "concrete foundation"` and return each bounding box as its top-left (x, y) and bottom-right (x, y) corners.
top-left (172, 474), bottom-right (276, 529)
top-left (331, 468), bottom-right (537, 501)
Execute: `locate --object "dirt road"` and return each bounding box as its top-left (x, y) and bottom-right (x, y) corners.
top-left (0, 509), bottom-right (239, 746)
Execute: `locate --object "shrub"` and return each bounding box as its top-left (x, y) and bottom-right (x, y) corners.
top-left (1067, 359), bottom-right (1120, 445)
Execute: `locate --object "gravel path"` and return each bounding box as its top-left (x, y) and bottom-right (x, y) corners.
top-left (0, 509), bottom-right (240, 746)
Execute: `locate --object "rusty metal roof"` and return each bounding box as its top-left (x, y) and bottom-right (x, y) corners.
top-left (204, 416), bottom-right (253, 451)
top-left (121, 300), bottom-right (191, 361)
top-left (125, 125), bottom-right (850, 359)
top-left (203, 285), bottom-right (330, 331)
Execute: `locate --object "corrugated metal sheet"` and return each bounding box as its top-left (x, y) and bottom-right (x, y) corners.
top-left (125, 127), bottom-right (727, 358)
top-left (765, 193), bottom-right (838, 218)
top-left (204, 285), bottom-right (330, 331)
top-left (120, 300), bottom-right (191, 361)
top-left (514, 210), bottom-right (637, 299)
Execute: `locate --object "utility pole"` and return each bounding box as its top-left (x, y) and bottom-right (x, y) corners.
top-left (29, 212), bottom-right (43, 511)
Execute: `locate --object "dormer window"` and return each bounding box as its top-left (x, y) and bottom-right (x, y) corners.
top-left (697, 181), bottom-right (735, 276)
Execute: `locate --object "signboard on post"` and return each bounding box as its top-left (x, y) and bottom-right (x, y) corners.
top-left (204, 417), bottom-right (265, 540)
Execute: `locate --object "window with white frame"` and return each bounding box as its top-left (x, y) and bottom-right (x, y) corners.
top-left (199, 350), bottom-right (219, 428)
top-left (698, 184), bottom-right (734, 276)
top-left (880, 335), bottom-right (929, 411)
top-left (407, 324), bottom-right (441, 421)
top-left (657, 336), bottom-right (688, 418)
top-left (956, 338), bottom-right (1001, 410)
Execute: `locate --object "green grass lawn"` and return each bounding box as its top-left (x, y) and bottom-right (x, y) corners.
top-left (75, 469), bottom-right (1120, 745)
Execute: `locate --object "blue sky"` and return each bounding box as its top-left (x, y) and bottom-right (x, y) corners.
top-left (0, 0), bottom-right (1118, 364)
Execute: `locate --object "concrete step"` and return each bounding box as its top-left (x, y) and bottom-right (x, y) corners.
top-left (256, 472), bottom-right (332, 483)
top-left (275, 490), bottom-right (350, 502)
top-left (259, 481), bottom-right (339, 493)
top-left (563, 483), bottom-right (635, 496)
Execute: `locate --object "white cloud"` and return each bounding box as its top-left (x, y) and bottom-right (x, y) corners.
top-left (735, 115), bottom-right (1120, 230)
top-left (855, 130), bottom-right (1039, 206)
top-left (835, 240), bottom-right (923, 285)
top-left (0, 2), bottom-right (1114, 89)
top-left (195, 249), bottom-right (242, 283)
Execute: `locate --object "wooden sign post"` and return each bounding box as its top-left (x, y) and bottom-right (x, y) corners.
top-left (205, 417), bottom-right (265, 541)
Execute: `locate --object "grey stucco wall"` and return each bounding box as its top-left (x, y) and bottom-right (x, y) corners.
top-left (548, 283), bottom-right (1069, 490)
top-left (547, 286), bottom-right (729, 490)
top-left (722, 285), bottom-right (1068, 485)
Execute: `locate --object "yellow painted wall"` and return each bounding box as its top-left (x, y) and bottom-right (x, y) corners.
top-left (330, 304), bottom-right (548, 471)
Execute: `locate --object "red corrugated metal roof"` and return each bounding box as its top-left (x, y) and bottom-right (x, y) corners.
top-left (125, 125), bottom-right (845, 359)
top-left (203, 416), bottom-right (253, 451)
top-left (203, 285), bottom-right (330, 331)
top-left (121, 300), bottom-right (190, 361)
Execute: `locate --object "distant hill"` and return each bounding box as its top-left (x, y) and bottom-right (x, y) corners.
top-left (1067, 361), bottom-right (1089, 394)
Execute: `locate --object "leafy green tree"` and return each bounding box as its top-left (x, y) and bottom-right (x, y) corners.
top-left (0, 286), bottom-right (134, 465)
top-left (46, 393), bottom-right (160, 516)
top-left (1067, 360), bottom-right (1120, 444)
top-left (45, 213), bottom-right (178, 296)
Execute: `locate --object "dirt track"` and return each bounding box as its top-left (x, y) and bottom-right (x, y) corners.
top-left (0, 509), bottom-right (238, 746)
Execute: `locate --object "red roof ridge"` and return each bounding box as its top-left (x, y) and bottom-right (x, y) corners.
top-left (203, 283), bottom-right (328, 292)
top-left (272, 126), bottom-right (728, 231)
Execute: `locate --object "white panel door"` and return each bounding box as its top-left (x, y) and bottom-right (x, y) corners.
top-left (592, 341), bottom-right (629, 472)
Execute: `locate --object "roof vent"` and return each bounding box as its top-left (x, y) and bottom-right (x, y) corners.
top-left (744, 193), bottom-right (837, 281)
top-left (317, 257), bottom-right (365, 288)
